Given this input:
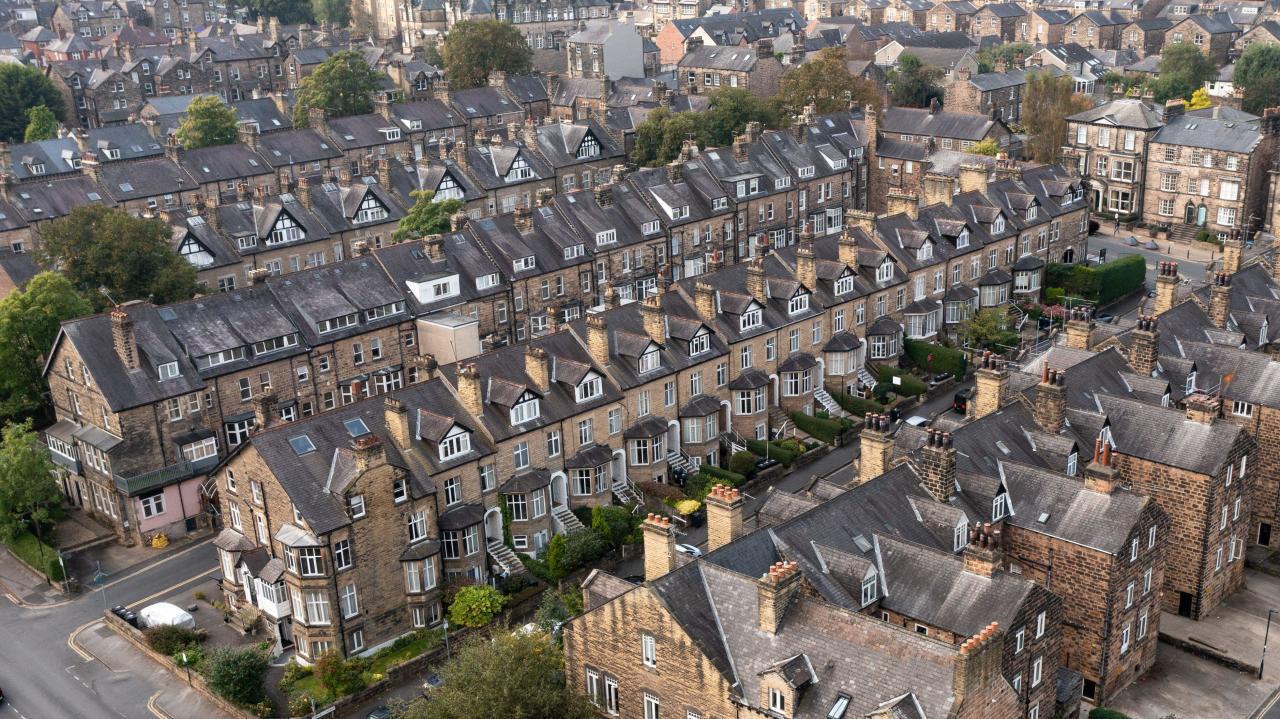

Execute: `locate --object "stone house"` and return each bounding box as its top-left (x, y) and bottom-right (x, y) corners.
top-left (1121, 18), bottom-right (1173, 57)
top-left (1064, 10), bottom-right (1129, 49)
top-left (1163, 13), bottom-right (1239, 65)
top-left (927, 0), bottom-right (978, 32)
top-left (970, 3), bottom-right (1027, 42)
top-left (677, 41), bottom-right (785, 99)
top-left (1025, 9), bottom-right (1071, 45)
top-left (1063, 97), bottom-right (1166, 218)
top-left (566, 18), bottom-right (644, 81)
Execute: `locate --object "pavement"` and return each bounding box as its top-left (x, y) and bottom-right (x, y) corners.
top-left (1107, 641), bottom-right (1275, 719)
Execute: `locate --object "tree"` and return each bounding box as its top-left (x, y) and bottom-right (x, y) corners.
top-left (629, 107), bottom-right (701, 167)
top-left (890, 54), bottom-right (944, 108)
top-left (442, 19), bottom-right (533, 89)
top-left (971, 138), bottom-right (1000, 156)
top-left (975, 43), bottom-right (1032, 74)
top-left (0, 273), bottom-right (90, 423)
top-left (394, 190), bottom-right (464, 242)
top-left (203, 646), bottom-right (270, 706)
top-left (448, 585), bottom-right (506, 628)
top-left (175, 95), bottom-right (238, 149)
top-left (0, 65), bottom-right (66, 143)
top-left (1152, 43), bottom-right (1216, 103)
top-left (311, 0), bottom-right (350, 25)
top-left (1022, 71), bottom-right (1091, 164)
top-left (397, 632), bottom-right (595, 719)
top-left (700, 87), bottom-right (779, 147)
top-left (1186, 87), bottom-right (1213, 110)
top-left (534, 586), bottom-right (583, 635)
top-left (23, 105), bottom-right (58, 142)
top-left (589, 505), bottom-right (636, 548)
top-left (0, 421), bottom-right (62, 540)
top-left (293, 50), bottom-right (383, 125)
top-left (314, 650), bottom-right (368, 696)
top-left (1234, 42), bottom-right (1280, 114)
top-left (34, 205), bottom-right (199, 311)
top-left (775, 47), bottom-right (881, 117)
top-left (959, 308), bottom-right (1018, 352)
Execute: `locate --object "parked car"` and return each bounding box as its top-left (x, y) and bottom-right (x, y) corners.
top-left (674, 543), bottom-right (703, 558)
top-left (904, 415), bottom-right (931, 427)
top-left (953, 387), bottom-right (972, 414)
top-left (139, 602), bottom-right (196, 629)
top-left (1096, 313), bottom-right (1115, 324)
top-left (623, 575), bottom-right (645, 584)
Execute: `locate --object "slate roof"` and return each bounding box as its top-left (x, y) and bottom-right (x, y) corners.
top-left (1066, 98), bottom-right (1164, 128)
top-left (1151, 114), bottom-right (1263, 154)
top-left (881, 107), bottom-right (1001, 141)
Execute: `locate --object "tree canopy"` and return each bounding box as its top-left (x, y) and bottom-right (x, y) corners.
top-left (975, 44), bottom-right (1032, 74)
top-left (442, 20), bottom-right (533, 89)
top-left (394, 190), bottom-right (464, 242)
top-left (23, 105), bottom-right (58, 142)
top-left (35, 205), bottom-right (199, 311)
top-left (776, 47), bottom-right (881, 117)
top-left (0, 420), bottom-right (63, 540)
top-left (0, 272), bottom-right (90, 424)
top-left (1235, 42), bottom-right (1280, 114)
top-left (293, 50), bottom-right (383, 125)
top-left (311, 0), bottom-right (350, 26)
top-left (1022, 71), bottom-right (1090, 164)
top-left (0, 65), bottom-right (66, 143)
top-left (176, 95), bottom-right (239, 149)
top-left (1152, 43), bottom-right (1217, 103)
top-left (396, 632), bottom-right (595, 719)
top-left (890, 54), bottom-right (944, 108)
top-left (630, 107), bottom-right (701, 167)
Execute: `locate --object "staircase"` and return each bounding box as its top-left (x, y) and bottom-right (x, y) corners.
top-left (769, 407), bottom-right (794, 437)
top-left (612, 476), bottom-right (640, 506)
top-left (667, 451), bottom-right (695, 476)
top-left (721, 431), bottom-right (748, 455)
top-left (1169, 223), bottom-right (1201, 245)
top-left (552, 505), bottom-right (586, 534)
top-left (813, 387), bottom-right (846, 417)
top-left (487, 541), bottom-right (526, 577)
top-left (856, 366), bottom-right (878, 391)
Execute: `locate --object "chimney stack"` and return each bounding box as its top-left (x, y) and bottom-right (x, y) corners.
top-left (757, 560), bottom-right (802, 634)
top-left (525, 345), bottom-right (550, 392)
top-left (586, 314), bottom-right (609, 367)
top-left (922, 172), bottom-right (956, 207)
top-left (919, 429), bottom-right (956, 502)
top-left (513, 204), bottom-right (533, 232)
top-left (1084, 438), bottom-right (1118, 494)
top-left (954, 622), bottom-right (1004, 703)
top-left (885, 190), bottom-right (919, 220)
top-left (705, 484), bottom-right (744, 551)
top-left (384, 396), bottom-right (411, 450)
top-left (377, 156), bottom-right (393, 188)
top-left (351, 434), bottom-right (386, 473)
top-left (456, 363), bottom-right (483, 417)
top-left (1222, 230), bottom-right (1243, 275)
top-left (1185, 392), bottom-right (1221, 424)
top-left (1209, 271), bottom-right (1231, 329)
top-left (641, 295), bottom-right (665, 344)
top-left (253, 392), bottom-right (278, 430)
top-left (1033, 364), bottom-right (1067, 433)
top-left (963, 523), bottom-right (1003, 577)
top-left (958, 163), bottom-right (989, 196)
top-left (858, 413), bottom-right (895, 484)
top-left (695, 282), bottom-right (717, 320)
top-left (1129, 314), bottom-right (1159, 376)
top-left (642, 513), bottom-right (676, 581)
top-left (839, 223), bottom-right (864, 267)
top-left (111, 306), bottom-right (138, 370)
top-left (1154, 261), bottom-right (1179, 315)
top-left (971, 351), bottom-right (1007, 418)
top-left (1064, 306), bottom-right (1094, 350)
top-left (746, 257), bottom-right (767, 303)
top-left (795, 224), bottom-right (817, 289)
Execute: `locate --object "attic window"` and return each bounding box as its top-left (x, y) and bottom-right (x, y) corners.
top-left (916, 243), bottom-right (933, 261)
top-left (827, 695), bottom-right (851, 719)
top-left (380, 128), bottom-right (402, 141)
top-left (87, 192), bottom-right (102, 202)
top-left (957, 229), bottom-right (970, 248)
top-left (993, 215), bottom-right (1006, 234)
top-left (1037, 511), bottom-right (1051, 524)
top-left (289, 435), bottom-right (316, 455)
top-left (343, 418), bottom-right (370, 437)
top-left (576, 134), bottom-right (600, 159)
top-left (853, 534), bottom-right (872, 552)
top-left (798, 165), bottom-right (815, 179)
top-left (860, 571), bottom-right (877, 605)
top-left (157, 361), bottom-right (180, 380)
top-left (740, 307), bottom-right (762, 331)
top-left (119, 182), bottom-right (134, 192)
top-left (514, 256), bottom-right (536, 272)
top-left (876, 260), bottom-right (894, 283)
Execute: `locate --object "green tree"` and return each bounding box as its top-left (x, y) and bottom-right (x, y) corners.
top-left (630, 107), bottom-right (701, 167)
top-left (534, 586), bottom-right (583, 635)
top-left (293, 50), bottom-right (383, 125)
top-left (314, 650), bottom-right (368, 696)
top-left (545, 530), bottom-right (607, 578)
top-left (699, 87), bottom-right (779, 147)
top-left (0, 421), bottom-right (63, 540)
top-left (0, 272), bottom-right (90, 423)
top-left (775, 47), bottom-right (882, 117)
top-left (890, 54), bottom-right (944, 108)
top-left (1152, 43), bottom-right (1217, 103)
top-left (959, 308), bottom-right (1018, 352)
top-left (175, 95), bottom-right (239, 149)
top-left (393, 190), bottom-right (464, 242)
top-left (203, 646), bottom-right (270, 705)
top-left (23, 105), bottom-right (58, 142)
top-left (589, 505), bottom-right (636, 548)
top-left (442, 19), bottom-right (533, 89)
top-left (1022, 70), bottom-right (1091, 164)
top-left (448, 585), bottom-right (506, 628)
top-left (975, 43), bottom-right (1032, 74)
top-left (971, 138), bottom-right (1000, 156)
top-left (1234, 42), bottom-right (1280, 114)
top-left (34, 205), bottom-right (199, 311)
top-left (0, 65), bottom-right (66, 143)
top-left (311, 0), bottom-right (350, 25)
top-left (397, 632), bottom-right (595, 719)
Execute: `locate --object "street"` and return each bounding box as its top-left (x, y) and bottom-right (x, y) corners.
top-left (0, 539), bottom-right (219, 719)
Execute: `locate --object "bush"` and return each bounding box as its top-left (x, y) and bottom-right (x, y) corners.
top-left (1088, 710), bottom-right (1134, 719)
top-left (1046, 254), bottom-right (1145, 306)
top-left (315, 650), bottom-right (368, 697)
top-left (203, 646), bottom-right (269, 706)
top-left (667, 498), bottom-right (701, 516)
top-left (745, 438), bottom-right (799, 465)
top-left (1043, 287), bottom-right (1065, 305)
top-left (702, 464), bottom-right (746, 486)
top-left (448, 585), bottom-right (507, 628)
top-left (791, 412), bottom-right (844, 443)
top-left (3, 532), bottom-right (61, 580)
top-left (590, 505), bottom-right (637, 548)
top-left (545, 530), bottom-right (609, 579)
top-left (871, 365), bottom-right (927, 396)
top-left (729, 450), bottom-right (757, 476)
top-left (831, 391), bottom-right (883, 416)
top-left (519, 553), bottom-right (555, 584)
top-left (903, 339), bottom-right (968, 377)
top-left (637, 480), bottom-right (683, 502)
top-left (144, 625), bottom-right (205, 655)
top-left (279, 659), bottom-right (312, 692)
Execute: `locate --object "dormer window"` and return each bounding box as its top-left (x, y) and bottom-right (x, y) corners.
top-left (104, 148), bottom-right (121, 160)
top-left (506, 155), bottom-right (533, 182)
top-left (365, 301), bottom-right (405, 321)
top-left (713, 197), bottom-right (728, 211)
top-left (992, 215), bottom-right (1006, 234)
top-left (268, 213), bottom-right (304, 245)
top-left (740, 307), bottom-right (763, 331)
top-left (835, 274), bottom-right (854, 296)
top-left (576, 134), bottom-right (600, 159)
top-left (1066, 451), bottom-right (1078, 477)
top-left (476, 273), bottom-right (499, 290)
top-left (736, 180), bottom-right (747, 197)
top-left (953, 517), bottom-right (969, 551)
top-left (689, 332), bottom-right (710, 356)
top-left (380, 127), bottom-right (402, 141)
top-left (749, 178), bottom-right (760, 193)
top-left (576, 374), bottom-right (604, 402)
top-left (1027, 205), bottom-right (1038, 221)
top-left (876, 260), bottom-right (894, 283)
top-left (510, 394), bottom-right (540, 424)
top-left (514, 256), bottom-right (536, 272)
top-left (28, 163), bottom-right (45, 175)
top-left (157, 361), bottom-right (180, 380)
top-left (956, 229), bottom-right (970, 248)
top-left (642, 220), bottom-right (661, 235)
top-left (355, 194), bottom-right (388, 224)
top-left (798, 166), bottom-right (815, 179)
top-left (564, 244), bottom-right (585, 260)
top-left (860, 568), bottom-right (878, 605)
top-left (788, 293), bottom-right (810, 315)
top-left (774, 177), bottom-right (790, 190)
top-left (318, 313), bottom-right (358, 334)
top-left (253, 334), bottom-right (299, 355)
top-left (439, 426), bottom-right (471, 461)
top-left (916, 242), bottom-right (933, 261)
top-left (670, 205), bottom-right (689, 220)
top-left (638, 348), bottom-right (661, 374)
top-left (1185, 370), bottom-right (1196, 394)
top-left (596, 229), bottom-right (616, 245)
top-left (435, 172), bottom-right (464, 202)
top-left (992, 492), bottom-right (1010, 521)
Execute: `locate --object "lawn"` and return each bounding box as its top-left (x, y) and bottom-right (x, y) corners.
top-left (3, 531), bottom-right (62, 580)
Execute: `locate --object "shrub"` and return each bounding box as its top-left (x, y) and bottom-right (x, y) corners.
top-left (871, 365), bottom-right (927, 396)
top-left (667, 498), bottom-right (701, 516)
top-left (745, 438), bottom-right (798, 466)
top-left (171, 644), bottom-right (204, 669)
top-left (831, 392), bottom-right (882, 417)
top-left (1043, 287), bottom-right (1065, 305)
top-left (203, 646), bottom-right (269, 706)
top-left (680, 470), bottom-right (714, 500)
top-left (315, 650), bottom-right (368, 697)
top-left (903, 338), bottom-right (968, 377)
top-left (1088, 710), bottom-right (1134, 719)
top-left (546, 530), bottom-right (609, 578)
top-left (144, 625), bottom-right (205, 655)
top-left (1046, 255), bottom-right (1145, 306)
top-left (637, 480), bottom-right (683, 502)
top-left (288, 694), bottom-right (315, 717)
top-left (792, 412), bottom-right (844, 443)
top-left (728, 451), bottom-right (757, 476)
top-left (280, 659), bottom-right (312, 691)
top-left (590, 505), bottom-right (637, 548)
top-left (448, 584), bottom-right (507, 628)
top-left (518, 553), bottom-right (555, 584)
top-left (702, 464), bottom-right (746, 485)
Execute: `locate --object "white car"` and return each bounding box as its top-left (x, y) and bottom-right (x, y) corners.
top-left (138, 602), bottom-right (196, 629)
top-left (675, 543), bottom-right (703, 558)
top-left (904, 416), bottom-right (931, 427)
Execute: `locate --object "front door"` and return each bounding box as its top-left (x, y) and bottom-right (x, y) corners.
top-left (1197, 204), bottom-right (1207, 226)
top-left (1184, 202), bottom-right (1196, 224)
top-left (1178, 591), bottom-right (1194, 617)
top-left (1260, 522), bottom-right (1272, 547)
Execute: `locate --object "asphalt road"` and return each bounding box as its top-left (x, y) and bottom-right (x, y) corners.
top-left (0, 540), bottom-right (218, 719)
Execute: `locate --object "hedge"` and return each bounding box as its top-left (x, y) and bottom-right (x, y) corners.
top-left (745, 438), bottom-right (799, 465)
top-left (870, 365), bottom-right (927, 396)
top-left (903, 339), bottom-right (968, 377)
top-left (3, 531), bottom-right (63, 581)
top-left (1045, 254), bottom-right (1145, 306)
top-left (700, 465), bottom-right (746, 486)
top-left (831, 392), bottom-right (883, 417)
top-left (792, 412), bottom-right (845, 443)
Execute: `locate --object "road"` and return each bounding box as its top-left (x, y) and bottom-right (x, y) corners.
top-left (0, 540), bottom-right (218, 719)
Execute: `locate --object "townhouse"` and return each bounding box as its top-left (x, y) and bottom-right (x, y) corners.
top-left (653, 9), bottom-right (804, 69)
top-left (927, 0), bottom-right (978, 33)
top-left (1064, 10), bottom-right (1129, 50)
top-left (1121, 18), bottom-right (1173, 57)
top-left (1164, 13), bottom-right (1239, 64)
top-left (946, 66), bottom-right (1060, 125)
top-left (970, 3), bottom-right (1027, 42)
top-left (677, 40), bottom-right (785, 98)
top-left (1063, 97), bottom-right (1166, 218)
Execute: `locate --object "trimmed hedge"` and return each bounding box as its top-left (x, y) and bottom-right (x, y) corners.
top-left (903, 339), bottom-right (967, 378)
top-left (700, 465), bottom-right (746, 486)
top-left (745, 438), bottom-right (798, 466)
top-left (792, 412), bottom-right (846, 443)
top-left (1046, 254), bottom-right (1145, 306)
top-left (831, 391), bottom-right (883, 417)
top-left (871, 365), bottom-right (927, 396)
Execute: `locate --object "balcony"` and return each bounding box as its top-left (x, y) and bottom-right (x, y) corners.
top-left (113, 455), bottom-right (219, 495)
top-left (254, 577), bottom-right (290, 619)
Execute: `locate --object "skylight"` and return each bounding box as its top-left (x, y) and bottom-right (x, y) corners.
top-left (344, 418), bottom-right (370, 437)
top-left (289, 435), bottom-right (316, 455)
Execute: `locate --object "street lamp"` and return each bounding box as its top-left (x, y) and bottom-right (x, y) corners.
top-left (443, 618), bottom-right (450, 659)
top-left (1262, 608), bottom-right (1276, 680)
